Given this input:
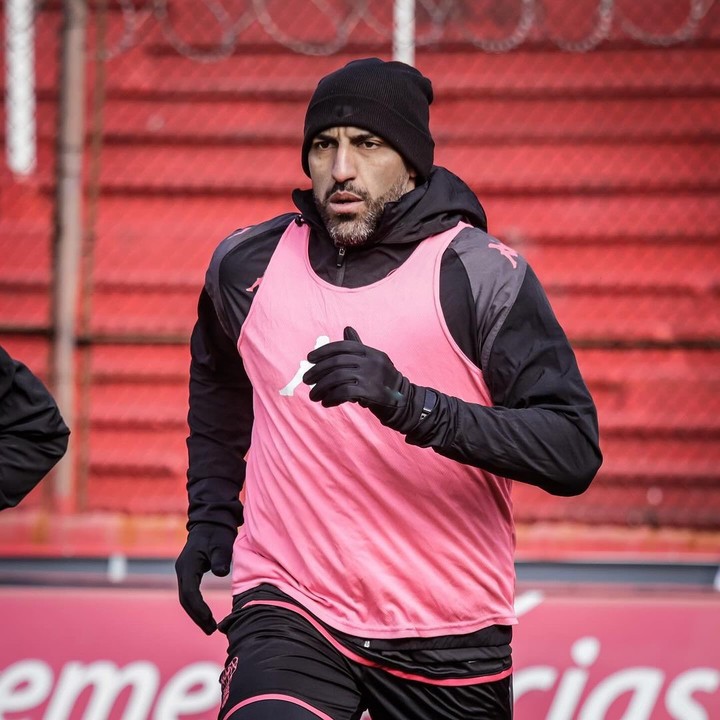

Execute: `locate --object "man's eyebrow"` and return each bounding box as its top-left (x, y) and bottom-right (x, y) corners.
top-left (312, 130), bottom-right (384, 144)
top-left (350, 132), bottom-right (383, 144)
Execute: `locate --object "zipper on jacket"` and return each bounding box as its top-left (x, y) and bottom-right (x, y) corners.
top-left (335, 245), bottom-right (347, 285)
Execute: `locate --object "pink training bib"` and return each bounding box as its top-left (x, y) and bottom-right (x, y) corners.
top-left (233, 220), bottom-right (516, 638)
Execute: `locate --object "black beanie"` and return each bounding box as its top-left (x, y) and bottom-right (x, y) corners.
top-left (301, 57), bottom-right (434, 181)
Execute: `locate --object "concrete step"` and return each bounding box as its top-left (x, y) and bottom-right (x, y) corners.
top-left (61, 141), bottom-right (720, 195)
top-left (75, 96), bottom-right (719, 144)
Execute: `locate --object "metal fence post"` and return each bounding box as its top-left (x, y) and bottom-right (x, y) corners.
top-left (52, 0), bottom-right (87, 514)
top-left (5, 0), bottom-right (36, 175)
top-left (393, 0), bottom-right (416, 66)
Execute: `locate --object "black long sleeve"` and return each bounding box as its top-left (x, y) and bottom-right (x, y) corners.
top-left (185, 218), bottom-right (290, 531)
top-left (186, 290), bottom-right (252, 531)
top-left (0, 346), bottom-right (70, 510)
top-left (407, 267), bottom-right (602, 495)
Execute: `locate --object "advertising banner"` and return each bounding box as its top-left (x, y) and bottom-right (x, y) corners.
top-left (0, 586), bottom-right (717, 719)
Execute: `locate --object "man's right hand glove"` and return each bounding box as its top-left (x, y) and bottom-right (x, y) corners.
top-left (175, 523), bottom-right (236, 634)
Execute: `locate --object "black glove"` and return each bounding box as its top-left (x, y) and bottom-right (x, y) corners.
top-left (175, 523), bottom-right (236, 634)
top-left (303, 326), bottom-right (436, 434)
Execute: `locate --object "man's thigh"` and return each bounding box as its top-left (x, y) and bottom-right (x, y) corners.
top-left (219, 603), bottom-right (366, 720)
top-left (363, 670), bottom-right (514, 720)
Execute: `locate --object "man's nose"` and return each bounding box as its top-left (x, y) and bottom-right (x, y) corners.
top-left (331, 146), bottom-right (356, 183)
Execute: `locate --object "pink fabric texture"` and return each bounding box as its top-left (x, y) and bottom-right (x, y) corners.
top-left (234, 221), bottom-right (516, 638)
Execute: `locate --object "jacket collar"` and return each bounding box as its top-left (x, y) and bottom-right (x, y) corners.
top-left (292, 166), bottom-right (487, 249)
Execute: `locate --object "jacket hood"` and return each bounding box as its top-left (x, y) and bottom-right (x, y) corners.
top-left (292, 166), bottom-right (488, 247)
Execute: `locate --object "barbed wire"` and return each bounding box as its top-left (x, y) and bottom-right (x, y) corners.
top-left (251, 0), bottom-right (367, 57)
top-left (618, 0), bottom-right (716, 47)
top-left (1, 0), bottom-right (717, 59)
top-left (547, 0), bottom-right (615, 53)
top-left (452, 0), bottom-right (537, 53)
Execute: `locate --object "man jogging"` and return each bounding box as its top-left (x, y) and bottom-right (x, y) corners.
top-left (176, 57), bottom-right (602, 720)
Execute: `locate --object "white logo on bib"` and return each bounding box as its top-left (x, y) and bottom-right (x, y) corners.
top-left (279, 335), bottom-right (330, 396)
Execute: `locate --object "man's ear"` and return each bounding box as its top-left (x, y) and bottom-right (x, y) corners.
top-left (406, 165), bottom-right (417, 189)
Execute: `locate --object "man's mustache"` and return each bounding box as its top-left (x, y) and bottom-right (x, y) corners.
top-left (323, 183), bottom-right (369, 204)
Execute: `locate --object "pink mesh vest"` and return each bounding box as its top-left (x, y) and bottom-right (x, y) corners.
top-left (233, 220), bottom-right (516, 638)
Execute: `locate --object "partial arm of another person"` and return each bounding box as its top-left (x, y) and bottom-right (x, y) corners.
top-left (0, 345), bottom-right (70, 510)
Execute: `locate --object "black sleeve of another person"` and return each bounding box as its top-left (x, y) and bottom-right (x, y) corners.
top-left (408, 267), bottom-right (602, 495)
top-left (0, 345), bottom-right (70, 510)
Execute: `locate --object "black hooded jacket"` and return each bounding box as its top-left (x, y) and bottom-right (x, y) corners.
top-left (0, 345), bottom-right (70, 510)
top-left (187, 166), bottom-right (602, 533)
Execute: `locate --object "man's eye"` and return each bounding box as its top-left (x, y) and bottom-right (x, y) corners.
top-left (314, 141), bottom-right (331, 150)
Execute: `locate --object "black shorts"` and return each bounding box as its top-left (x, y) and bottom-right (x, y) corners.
top-left (216, 587), bottom-right (513, 720)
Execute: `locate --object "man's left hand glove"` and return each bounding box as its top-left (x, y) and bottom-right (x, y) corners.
top-left (303, 326), bottom-right (434, 434)
top-left (175, 522), bottom-right (236, 635)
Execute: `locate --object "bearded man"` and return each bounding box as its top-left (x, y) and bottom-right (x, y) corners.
top-left (176, 58), bottom-right (602, 720)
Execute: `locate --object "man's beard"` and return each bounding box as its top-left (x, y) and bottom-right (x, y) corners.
top-left (314, 176), bottom-right (409, 247)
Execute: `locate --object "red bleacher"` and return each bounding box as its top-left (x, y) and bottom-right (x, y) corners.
top-left (0, 3), bottom-right (718, 559)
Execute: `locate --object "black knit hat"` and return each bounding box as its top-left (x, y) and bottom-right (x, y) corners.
top-left (301, 57), bottom-right (434, 181)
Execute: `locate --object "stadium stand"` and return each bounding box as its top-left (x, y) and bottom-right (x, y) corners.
top-left (0, 1), bottom-right (718, 560)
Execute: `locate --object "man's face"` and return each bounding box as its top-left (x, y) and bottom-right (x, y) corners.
top-left (308, 126), bottom-right (416, 247)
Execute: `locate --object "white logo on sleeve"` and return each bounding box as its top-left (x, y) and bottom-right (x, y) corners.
top-left (279, 335), bottom-right (330, 396)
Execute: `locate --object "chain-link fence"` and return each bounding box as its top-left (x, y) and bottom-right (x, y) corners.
top-left (1, 0), bottom-right (719, 557)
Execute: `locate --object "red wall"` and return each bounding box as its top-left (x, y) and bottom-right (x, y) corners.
top-left (0, 3), bottom-right (718, 558)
